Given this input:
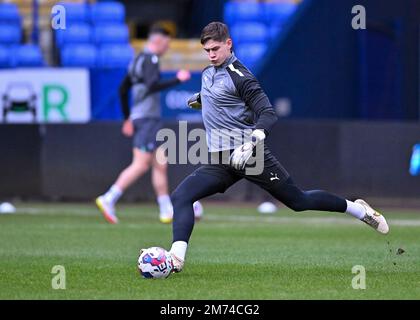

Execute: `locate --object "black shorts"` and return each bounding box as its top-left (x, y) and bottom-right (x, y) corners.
top-left (193, 146), bottom-right (290, 193)
top-left (132, 118), bottom-right (163, 153)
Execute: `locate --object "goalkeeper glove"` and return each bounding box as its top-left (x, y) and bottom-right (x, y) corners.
top-left (229, 129), bottom-right (266, 170)
top-left (187, 92), bottom-right (202, 110)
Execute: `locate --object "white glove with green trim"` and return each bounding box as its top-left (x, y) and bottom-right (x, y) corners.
top-left (229, 129), bottom-right (266, 170)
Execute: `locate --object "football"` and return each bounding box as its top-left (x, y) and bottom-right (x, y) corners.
top-left (137, 247), bottom-right (173, 279)
top-left (257, 201), bottom-right (277, 214)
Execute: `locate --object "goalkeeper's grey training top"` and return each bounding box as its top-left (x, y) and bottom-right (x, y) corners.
top-left (200, 52), bottom-right (278, 152)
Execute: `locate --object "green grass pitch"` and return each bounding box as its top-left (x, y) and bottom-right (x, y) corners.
top-left (0, 202), bottom-right (419, 299)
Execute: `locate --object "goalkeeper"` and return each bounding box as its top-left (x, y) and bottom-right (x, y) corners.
top-left (168, 22), bottom-right (389, 272)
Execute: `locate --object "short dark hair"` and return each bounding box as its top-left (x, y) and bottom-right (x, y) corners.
top-left (148, 24), bottom-right (171, 37)
top-left (200, 22), bottom-right (230, 45)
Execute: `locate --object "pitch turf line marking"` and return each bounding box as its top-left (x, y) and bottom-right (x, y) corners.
top-left (9, 207), bottom-right (420, 227)
top-left (13, 207), bottom-right (102, 215)
top-left (204, 215), bottom-right (420, 227)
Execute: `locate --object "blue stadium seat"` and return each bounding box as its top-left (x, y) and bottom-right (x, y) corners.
top-left (61, 44), bottom-right (97, 67)
top-left (236, 42), bottom-right (267, 69)
top-left (230, 22), bottom-right (269, 43)
top-left (264, 3), bottom-right (297, 24)
top-left (224, 1), bottom-right (264, 25)
top-left (97, 44), bottom-right (134, 68)
top-left (15, 45), bottom-right (44, 67)
top-left (56, 2), bottom-right (89, 23)
top-left (91, 2), bottom-right (125, 24)
top-left (0, 46), bottom-right (13, 68)
top-left (0, 3), bottom-right (21, 25)
top-left (55, 23), bottom-right (92, 47)
top-left (94, 24), bottom-right (129, 44)
top-left (269, 23), bottom-right (283, 40)
top-left (0, 25), bottom-right (22, 45)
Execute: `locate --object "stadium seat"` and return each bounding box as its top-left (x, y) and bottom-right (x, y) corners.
top-left (56, 2), bottom-right (89, 23)
top-left (0, 3), bottom-right (21, 26)
top-left (230, 22), bottom-right (269, 43)
top-left (269, 23), bottom-right (283, 40)
top-left (90, 2), bottom-right (126, 24)
top-left (15, 45), bottom-right (44, 67)
top-left (61, 44), bottom-right (97, 67)
top-left (55, 23), bottom-right (92, 47)
top-left (0, 25), bottom-right (22, 45)
top-left (0, 46), bottom-right (13, 68)
top-left (264, 2), bottom-right (297, 24)
top-left (224, 1), bottom-right (264, 25)
top-left (94, 24), bottom-right (129, 44)
top-left (97, 44), bottom-right (134, 68)
top-left (236, 42), bottom-right (268, 69)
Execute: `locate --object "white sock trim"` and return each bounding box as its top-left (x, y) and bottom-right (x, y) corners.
top-left (157, 194), bottom-right (173, 215)
top-left (104, 184), bottom-right (123, 204)
top-left (345, 200), bottom-right (366, 220)
top-left (157, 194), bottom-right (171, 203)
top-left (170, 241), bottom-right (188, 261)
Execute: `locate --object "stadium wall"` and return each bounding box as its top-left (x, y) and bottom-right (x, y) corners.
top-left (1, 121), bottom-right (420, 203)
top-left (257, 0), bottom-right (420, 120)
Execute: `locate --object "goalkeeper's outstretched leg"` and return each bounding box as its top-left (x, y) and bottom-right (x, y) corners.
top-left (166, 21), bottom-right (389, 275)
top-left (169, 164), bottom-right (240, 272)
top-left (245, 170), bottom-right (389, 235)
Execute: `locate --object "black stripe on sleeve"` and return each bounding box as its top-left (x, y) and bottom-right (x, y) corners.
top-left (226, 60), bottom-right (278, 135)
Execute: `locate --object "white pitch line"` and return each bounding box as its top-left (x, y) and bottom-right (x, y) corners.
top-left (204, 214), bottom-right (420, 226)
top-left (11, 207), bottom-right (96, 216)
top-left (7, 207), bottom-right (420, 227)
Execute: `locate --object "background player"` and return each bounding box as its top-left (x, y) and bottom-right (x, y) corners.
top-left (166, 22), bottom-right (389, 272)
top-left (96, 25), bottom-right (201, 224)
